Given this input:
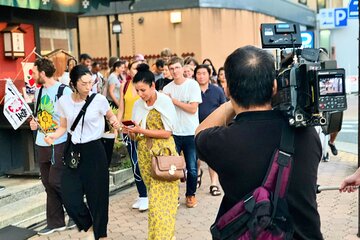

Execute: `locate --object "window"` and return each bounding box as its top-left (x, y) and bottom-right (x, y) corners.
top-left (317, 0), bottom-right (326, 13)
top-left (39, 28), bottom-right (72, 55)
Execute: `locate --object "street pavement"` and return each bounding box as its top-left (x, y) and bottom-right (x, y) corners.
top-left (28, 94), bottom-right (359, 239)
top-left (29, 150), bottom-right (359, 240)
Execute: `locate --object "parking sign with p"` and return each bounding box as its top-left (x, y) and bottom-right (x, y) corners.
top-left (334, 8), bottom-right (348, 26)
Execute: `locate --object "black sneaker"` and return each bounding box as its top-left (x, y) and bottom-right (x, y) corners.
top-left (322, 152), bottom-right (329, 162)
top-left (328, 141), bottom-right (338, 155)
top-left (67, 218), bottom-right (77, 229)
top-left (38, 226), bottom-right (66, 235)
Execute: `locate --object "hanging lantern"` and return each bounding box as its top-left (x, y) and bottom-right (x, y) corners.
top-left (1, 25), bottom-right (26, 59)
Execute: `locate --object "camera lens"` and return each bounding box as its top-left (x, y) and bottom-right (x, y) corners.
top-left (295, 114), bottom-right (303, 122)
top-left (319, 117), bottom-right (327, 125)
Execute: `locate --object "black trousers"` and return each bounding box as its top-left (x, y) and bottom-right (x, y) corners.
top-left (61, 139), bottom-right (109, 240)
top-left (36, 143), bottom-right (66, 228)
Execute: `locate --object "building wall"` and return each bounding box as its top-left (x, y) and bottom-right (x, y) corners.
top-left (198, 8), bottom-right (274, 68)
top-left (287, 0), bottom-right (317, 11)
top-left (307, 0), bottom-right (318, 11)
top-left (112, 9), bottom-right (202, 59)
top-left (79, 8), bottom-right (274, 69)
top-left (79, 16), bottom-right (110, 58)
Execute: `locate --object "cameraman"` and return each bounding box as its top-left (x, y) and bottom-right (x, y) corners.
top-left (195, 46), bottom-right (323, 239)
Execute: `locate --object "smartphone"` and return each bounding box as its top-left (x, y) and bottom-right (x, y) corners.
top-left (122, 120), bottom-right (135, 127)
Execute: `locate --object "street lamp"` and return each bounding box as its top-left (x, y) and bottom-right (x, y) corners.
top-left (112, 15), bottom-right (122, 58)
top-left (112, 18), bottom-right (122, 34)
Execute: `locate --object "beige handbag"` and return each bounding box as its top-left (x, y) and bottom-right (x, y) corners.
top-left (151, 147), bottom-right (186, 181)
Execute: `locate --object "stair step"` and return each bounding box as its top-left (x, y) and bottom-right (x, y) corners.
top-left (0, 178), bottom-right (44, 208)
top-left (0, 192), bottom-right (46, 229)
top-left (0, 168), bottom-right (134, 230)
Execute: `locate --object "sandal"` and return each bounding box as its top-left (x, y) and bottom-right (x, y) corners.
top-left (197, 168), bottom-right (203, 188)
top-left (210, 185), bottom-right (222, 196)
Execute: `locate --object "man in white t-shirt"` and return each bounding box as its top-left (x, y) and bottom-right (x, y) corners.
top-left (91, 61), bottom-right (104, 94)
top-left (163, 56), bottom-right (202, 208)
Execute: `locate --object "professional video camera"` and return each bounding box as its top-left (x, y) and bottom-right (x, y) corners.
top-left (260, 23), bottom-right (347, 134)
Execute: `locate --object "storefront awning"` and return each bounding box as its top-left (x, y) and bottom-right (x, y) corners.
top-left (0, 0), bottom-right (131, 13)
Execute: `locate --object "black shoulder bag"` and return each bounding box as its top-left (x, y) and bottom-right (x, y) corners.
top-left (63, 93), bottom-right (97, 169)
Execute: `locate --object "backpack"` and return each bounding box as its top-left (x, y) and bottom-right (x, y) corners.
top-left (210, 124), bottom-right (295, 240)
top-left (35, 84), bottom-right (69, 116)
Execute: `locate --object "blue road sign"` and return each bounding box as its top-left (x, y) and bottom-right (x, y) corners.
top-left (301, 31), bottom-right (314, 48)
top-left (348, 0), bottom-right (359, 18)
top-left (334, 8), bottom-right (348, 27)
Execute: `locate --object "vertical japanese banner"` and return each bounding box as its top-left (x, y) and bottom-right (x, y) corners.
top-left (3, 79), bottom-right (33, 130)
top-left (21, 62), bottom-right (39, 103)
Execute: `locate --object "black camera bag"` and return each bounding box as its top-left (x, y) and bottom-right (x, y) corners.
top-left (63, 94), bottom-right (96, 169)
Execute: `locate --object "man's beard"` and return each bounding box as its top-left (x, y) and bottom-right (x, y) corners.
top-left (35, 77), bottom-right (45, 85)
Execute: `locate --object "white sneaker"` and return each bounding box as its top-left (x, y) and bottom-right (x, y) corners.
top-left (132, 198), bottom-right (140, 209)
top-left (138, 197), bottom-right (148, 211)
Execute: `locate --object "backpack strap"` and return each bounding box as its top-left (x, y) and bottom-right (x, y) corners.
top-left (36, 84), bottom-right (69, 116)
top-left (56, 84), bottom-right (69, 101)
top-left (70, 93), bottom-right (97, 132)
top-left (35, 86), bottom-right (43, 117)
top-left (262, 123), bottom-right (295, 219)
top-left (272, 124), bottom-right (294, 218)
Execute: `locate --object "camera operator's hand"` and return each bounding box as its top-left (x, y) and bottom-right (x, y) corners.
top-left (340, 168), bottom-right (360, 193)
top-left (29, 117), bottom-right (38, 131)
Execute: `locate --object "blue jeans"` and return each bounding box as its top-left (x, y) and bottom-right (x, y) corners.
top-left (126, 137), bottom-right (147, 198)
top-left (173, 135), bottom-right (197, 196)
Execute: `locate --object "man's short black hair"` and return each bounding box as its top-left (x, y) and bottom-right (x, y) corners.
top-left (92, 61), bottom-right (100, 68)
top-left (155, 59), bottom-right (165, 68)
top-left (224, 45), bottom-right (275, 109)
top-left (79, 53), bottom-right (92, 61)
top-left (194, 64), bottom-right (211, 78)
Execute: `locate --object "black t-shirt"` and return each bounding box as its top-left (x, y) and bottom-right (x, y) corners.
top-left (195, 110), bottom-right (323, 240)
top-left (155, 78), bottom-right (173, 91)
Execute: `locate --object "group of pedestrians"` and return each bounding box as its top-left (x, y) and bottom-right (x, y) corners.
top-left (29, 49), bottom-right (227, 240)
top-left (28, 46), bottom-right (358, 240)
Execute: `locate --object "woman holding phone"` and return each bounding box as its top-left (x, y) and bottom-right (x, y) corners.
top-left (117, 56), bottom-right (148, 211)
top-left (123, 63), bottom-right (179, 240)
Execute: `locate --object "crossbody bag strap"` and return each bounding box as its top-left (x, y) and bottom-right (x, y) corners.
top-left (271, 123), bottom-right (295, 219)
top-left (70, 93), bottom-right (97, 132)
